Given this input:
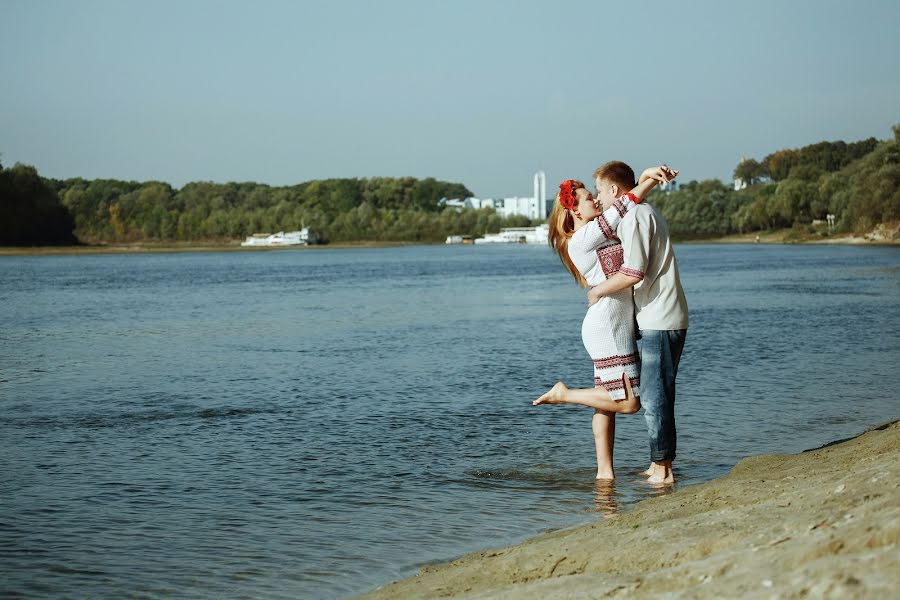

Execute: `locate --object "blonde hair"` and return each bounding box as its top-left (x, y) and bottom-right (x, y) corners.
top-left (548, 180), bottom-right (587, 287)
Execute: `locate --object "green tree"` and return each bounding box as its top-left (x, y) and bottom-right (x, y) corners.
top-left (733, 158), bottom-right (767, 185)
top-left (0, 163), bottom-right (77, 244)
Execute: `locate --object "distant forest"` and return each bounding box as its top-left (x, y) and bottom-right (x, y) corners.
top-left (650, 125), bottom-right (899, 239)
top-left (1, 126), bottom-right (898, 245)
top-left (0, 172), bottom-right (532, 245)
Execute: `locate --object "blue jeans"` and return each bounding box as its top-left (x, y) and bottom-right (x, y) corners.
top-left (637, 329), bottom-right (687, 463)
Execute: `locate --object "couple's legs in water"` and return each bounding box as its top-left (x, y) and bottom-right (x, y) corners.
top-left (534, 375), bottom-right (638, 480)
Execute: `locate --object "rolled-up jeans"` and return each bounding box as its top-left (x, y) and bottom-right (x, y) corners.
top-left (637, 328), bottom-right (687, 463)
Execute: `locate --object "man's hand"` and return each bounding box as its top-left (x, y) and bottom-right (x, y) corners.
top-left (587, 272), bottom-right (642, 306)
top-left (639, 165), bottom-right (678, 185)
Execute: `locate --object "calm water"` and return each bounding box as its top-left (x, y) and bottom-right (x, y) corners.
top-left (2, 244), bottom-right (899, 598)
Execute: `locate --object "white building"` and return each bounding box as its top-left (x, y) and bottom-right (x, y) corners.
top-left (440, 171), bottom-right (548, 220)
top-left (659, 179), bottom-right (679, 192)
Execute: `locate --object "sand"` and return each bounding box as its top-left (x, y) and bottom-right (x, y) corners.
top-left (359, 421), bottom-right (900, 599)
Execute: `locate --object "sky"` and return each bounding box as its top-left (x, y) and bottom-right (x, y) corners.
top-left (2, 0), bottom-right (898, 198)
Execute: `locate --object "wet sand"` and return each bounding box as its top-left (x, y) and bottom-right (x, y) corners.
top-left (360, 421), bottom-right (900, 599)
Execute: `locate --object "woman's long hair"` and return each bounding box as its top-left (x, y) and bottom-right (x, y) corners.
top-left (548, 180), bottom-right (587, 287)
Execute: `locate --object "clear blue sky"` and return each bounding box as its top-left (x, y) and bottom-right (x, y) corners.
top-left (2, 0), bottom-right (898, 197)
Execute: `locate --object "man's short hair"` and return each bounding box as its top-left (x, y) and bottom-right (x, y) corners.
top-left (593, 161), bottom-right (636, 191)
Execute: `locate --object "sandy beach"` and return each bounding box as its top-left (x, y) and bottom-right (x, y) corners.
top-left (360, 421), bottom-right (900, 599)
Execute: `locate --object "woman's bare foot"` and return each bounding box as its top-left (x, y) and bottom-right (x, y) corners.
top-left (533, 381), bottom-right (569, 405)
top-left (596, 469), bottom-right (615, 480)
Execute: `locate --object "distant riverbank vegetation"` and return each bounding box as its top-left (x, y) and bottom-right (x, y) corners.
top-left (0, 171), bottom-right (533, 245)
top-left (649, 125), bottom-right (899, 240)
top-left (2, 126), bottom-right (897, 246)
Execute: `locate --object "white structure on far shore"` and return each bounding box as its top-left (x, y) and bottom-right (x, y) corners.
top-left (440, 171), bottom-right (548, 220)
top-left (533, 170), bottom-right (546, 218)
top-left (472, 224), bottom-right (549, 245)
top-left (241, 228), bottom-right (317, 247)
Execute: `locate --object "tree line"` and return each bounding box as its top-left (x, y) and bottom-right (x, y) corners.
top-left (1, 169), bottom-right (533, 245)
top-left (651, 125), bottom-right (899, 238)
top-left (1, 125), bottom-right (897, 245)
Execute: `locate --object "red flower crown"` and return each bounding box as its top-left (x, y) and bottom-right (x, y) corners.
top-left (558, 180), bottom-right (578, 210)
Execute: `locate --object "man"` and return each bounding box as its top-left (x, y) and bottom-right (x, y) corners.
top-left (588, 161), bottom-right (689, 484)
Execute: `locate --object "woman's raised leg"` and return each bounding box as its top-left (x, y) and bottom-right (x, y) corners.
top-left (533, 375), bottom-right (640, 414)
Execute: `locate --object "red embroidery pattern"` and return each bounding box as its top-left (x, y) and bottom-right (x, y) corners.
top-left (597, 243), bottom-right (624, 278)
top-left (595, 214), bottom-right (614, 240)
top-left (592, 353), bottom-right (640, 369)
top-left (612, 198), bottom-right (627, 217)
top-left (619, 267), bottom-right (644, 280)
top-left (594, 376), bottom-right (641, 391)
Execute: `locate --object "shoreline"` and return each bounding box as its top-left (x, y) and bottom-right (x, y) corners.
top-left (2, 233), bottom-right (898, 256)
top-left (681, 231), bottom-right (900, 246)
top-left (0, 240), bottom-right (421, 256)
top-left (358, 420), bottom-right (900, 599)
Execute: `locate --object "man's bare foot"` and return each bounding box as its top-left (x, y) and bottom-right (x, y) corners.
top-left (646, 462), bottom-right (674, 485)
top-left (533, 381), bottom-right (569, 405)
top-left (639, 464), bottom-right (654, 477)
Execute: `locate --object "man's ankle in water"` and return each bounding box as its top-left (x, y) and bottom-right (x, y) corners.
top-left (647, 460), bottom-right (674, 484)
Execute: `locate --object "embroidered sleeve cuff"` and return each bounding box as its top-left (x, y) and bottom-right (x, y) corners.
top-left (623, 191), bottom-right (641, 204)
top-left (619, 267), bottom-right (644, 280)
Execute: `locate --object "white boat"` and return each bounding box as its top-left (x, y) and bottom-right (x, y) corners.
top-left (474, 224), bottom-right (548, 244)
top-left (445, 235), bottom-right (474, 244)
top-left (241, 228), bottom-right (317, 247)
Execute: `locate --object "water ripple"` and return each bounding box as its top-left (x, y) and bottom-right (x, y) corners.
top-left (1, 244), bottom-right (898, 599)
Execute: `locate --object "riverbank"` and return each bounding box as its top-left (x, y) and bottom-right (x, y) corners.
top-left (2, 236), bottom-right (897, 256)
top-left (360, 421), bottom-right (900, 599)
top-left (688, 232), bottom-right (889, 245)
top-left (0, 240), bottom-right (420, 256)
top-left (3, 225), bottom-right (898, 255)
top-left (690, 223), bottom-right (900, 246)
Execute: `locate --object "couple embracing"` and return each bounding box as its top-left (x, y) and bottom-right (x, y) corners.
top-left (534, 161), bottom-right (688, 485)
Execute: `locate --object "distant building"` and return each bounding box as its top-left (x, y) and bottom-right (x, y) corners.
top-left (440, 171), bottom-right (548, 220)
top-left (659, 179), bottom-right (679, 192)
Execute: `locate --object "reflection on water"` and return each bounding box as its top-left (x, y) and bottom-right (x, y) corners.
top-left (592, 480), bottom-right (620, 517)
top-left (1, 243), bottom-right (898, 599)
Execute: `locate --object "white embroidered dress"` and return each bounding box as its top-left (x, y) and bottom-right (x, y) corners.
top-left (567, 194), bottom-right (642, 399)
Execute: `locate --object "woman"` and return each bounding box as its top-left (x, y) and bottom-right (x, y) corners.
top-left (533, 165), bottom-right (677, 479)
